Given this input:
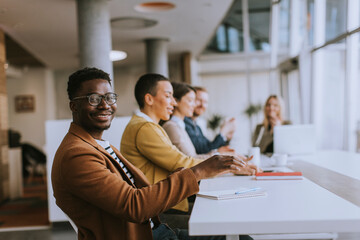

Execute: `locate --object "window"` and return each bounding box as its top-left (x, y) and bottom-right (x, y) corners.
top-left (325, 0), bottom-right (347, 41)
top-left (204, 0), bottom-right (270, 54)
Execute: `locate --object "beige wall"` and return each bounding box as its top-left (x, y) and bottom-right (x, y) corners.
top-left (7, 68), bottom-right (53, 151)
top-left (196, 53), bottom-right (273, 154)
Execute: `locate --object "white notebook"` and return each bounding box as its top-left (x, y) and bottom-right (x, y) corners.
top-left (197, 187), bottom-right (266, 200)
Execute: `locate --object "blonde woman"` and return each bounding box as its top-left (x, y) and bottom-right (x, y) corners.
top-left (252, 95), bottom-right (291, 153)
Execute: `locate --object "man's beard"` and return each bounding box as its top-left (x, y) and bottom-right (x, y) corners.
top-left (95, 123), bottom-right (111, 131)
top-left (193, 112), bottom-right (200, 118)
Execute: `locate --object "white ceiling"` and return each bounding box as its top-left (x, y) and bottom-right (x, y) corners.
top-left (0, 0), bottom-right (234, 70)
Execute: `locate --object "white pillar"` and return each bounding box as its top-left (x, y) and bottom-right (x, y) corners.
top-left (344, 0), bottom-right (360, 151)
top-left (289, 0), bottom-right (301, 57)
top-left (312, 0), bottom-right (326, 149)
top-left (269, 0), bottom-right (280, 94)
top-left (76, 0), bottom-right (113, 80)
top-left (145, 38), bottom-right (169, 77)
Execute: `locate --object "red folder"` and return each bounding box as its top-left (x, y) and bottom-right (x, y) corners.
top-left (255, 172), bottom-right (303, 180)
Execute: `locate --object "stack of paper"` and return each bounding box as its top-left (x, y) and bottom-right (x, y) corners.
top-left (197, 187), bottom-right (266, 200)
top-left (255, 172), bottom-right (303, 180)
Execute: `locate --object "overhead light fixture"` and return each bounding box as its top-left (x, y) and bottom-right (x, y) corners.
top-left (134, 2), bottom-right (175, 13)
top-left (111, 17), bottom-right (157, 30)
top-left (109, 50), bottom-right (127, 62)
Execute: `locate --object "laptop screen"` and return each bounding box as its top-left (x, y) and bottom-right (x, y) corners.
top-left (274, 125), bottom-right (316, 155)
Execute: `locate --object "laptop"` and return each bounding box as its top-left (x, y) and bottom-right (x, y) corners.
top-left (273, 124), bottom-right (316, 156)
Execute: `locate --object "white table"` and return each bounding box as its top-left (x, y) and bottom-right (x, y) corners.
top-left (189, 174), bottom-right (360, 240)
top-left (291, 150), bottom-right (360, 181)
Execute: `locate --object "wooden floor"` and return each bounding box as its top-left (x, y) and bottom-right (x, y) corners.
top-left (0, 177), bottom-right (49, 228)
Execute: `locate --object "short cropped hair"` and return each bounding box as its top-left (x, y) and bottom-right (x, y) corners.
top-left (134, 73), bottom-right (169, 109)
top-left (67, 67), bottom-right (111, 100)
top-left (171, 82), bottom-right (196, 101)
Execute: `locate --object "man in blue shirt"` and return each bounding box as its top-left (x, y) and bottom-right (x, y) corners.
top-left (185, 86), bottom-right (236, 154)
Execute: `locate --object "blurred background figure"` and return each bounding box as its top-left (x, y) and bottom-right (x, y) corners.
top-left (162, 82), bottom-right (202, 157)
top-left (252, 95), bottom-right (290, 154)
top-left (185, 86), bottom-right (236, 154)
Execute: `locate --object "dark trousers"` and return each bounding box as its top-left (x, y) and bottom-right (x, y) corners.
top-left (153, 223), bottom-right (253, 240)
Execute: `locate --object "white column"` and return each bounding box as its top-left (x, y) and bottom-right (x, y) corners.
top-left (44, 70), bottom-right (56, 120)
top-left (289, 0), bottom-right (301, 57)
top-left (269, 0), bottom-right (280, 94)
top-left (344, 0), bottom-right (360, 151)
top-left (311, 0), bottom-right (326, 149)
top-left (76, 0), bottom-right (113, 80)
top-left (241, 0), bottom-right (250, 53)
top-left (145, 38), bottom-right (169, 77)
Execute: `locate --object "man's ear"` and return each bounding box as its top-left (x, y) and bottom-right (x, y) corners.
top-left (144, 93), bottom-right (153, 106)
top-left (69, 101), bottom-right (77, 113)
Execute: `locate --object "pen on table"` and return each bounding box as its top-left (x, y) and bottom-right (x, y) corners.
top-left (235, 187), bottom-right (261, 195)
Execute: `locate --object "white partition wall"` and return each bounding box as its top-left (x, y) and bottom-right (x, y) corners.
top-left (46, 117), bottom-right (131, 222)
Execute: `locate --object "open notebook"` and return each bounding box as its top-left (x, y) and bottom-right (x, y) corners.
top-left (197, 187), bottom-right (266, 200)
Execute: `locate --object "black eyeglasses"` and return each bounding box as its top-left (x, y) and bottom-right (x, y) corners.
top-left (72, 93), bottom-right (118, 106)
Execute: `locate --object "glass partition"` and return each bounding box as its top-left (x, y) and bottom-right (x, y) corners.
top-left (307, 0), bottom-right (315, 47)
top-left (278, 0), bottom-right (290, 53)
top-left (248, 0), bottom-right (271, 51)
top-left (321, 40), bottom-right (346, 149)
top-left (325, 0), bottom-right (347, 41)
top-left (203, 0), bottom-right (271, 54)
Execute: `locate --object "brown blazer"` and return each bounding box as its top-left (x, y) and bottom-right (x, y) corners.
top-left (52, 123), bottom-right (199, 240)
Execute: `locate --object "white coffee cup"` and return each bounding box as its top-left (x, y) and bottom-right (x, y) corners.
top-left (272, 153), bottom-right (288, 166)
top-left (248, 147), bottom-right (260, 166)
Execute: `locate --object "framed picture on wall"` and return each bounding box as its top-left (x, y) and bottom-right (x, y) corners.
top-left (15, 95), bottom-right (35, 113)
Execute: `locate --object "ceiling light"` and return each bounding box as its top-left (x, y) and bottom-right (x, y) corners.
top-left (111, 17), bottom-right (157, 30)
top-left (134, 2), bottom-right (175, 13)
top-left (109, 50), bottom-right (127, 62)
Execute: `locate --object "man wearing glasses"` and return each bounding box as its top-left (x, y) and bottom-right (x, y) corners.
top-left (51, 67), bottom-right (253, 240)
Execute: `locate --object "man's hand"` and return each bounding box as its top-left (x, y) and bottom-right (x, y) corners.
top-left (220, 117), bottom-right (236, 140)
top-left (217, 145), bottom-right (235, 153)
top-left (190, 155), bottom-right (252, 182)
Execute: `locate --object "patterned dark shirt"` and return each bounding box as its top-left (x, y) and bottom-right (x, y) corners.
top-left (184, 117), bottom-right (227, 154)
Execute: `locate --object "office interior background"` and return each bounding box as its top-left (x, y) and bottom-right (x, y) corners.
top-left (0, 0), bottom-right (360, 232)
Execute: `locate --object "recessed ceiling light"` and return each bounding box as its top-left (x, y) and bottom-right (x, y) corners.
top-left (134, 2), bottom-right (175, 13)
top-left (111, 17), bottom-right (157, 30)
top-left (109, 50), bottom-right (127, 62)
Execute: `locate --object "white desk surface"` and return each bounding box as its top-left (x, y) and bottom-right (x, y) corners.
top-left (292, 150), bottom-right (360, 181)
top-left (189, 175), bottom-right (360, 236)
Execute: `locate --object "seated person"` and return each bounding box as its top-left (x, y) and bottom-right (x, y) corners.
top-left (121, 74), bottom-right (255, 213)
top-left (252, 95), bottom-right (291, 154)
top-left (52, 67), bottom-right (254, 240)
top-left (184, 86), bottom-right (236, 154)
top-left (162, 82), bottom-right (209, 158)
top-left (163, 82), bottom-right (238, 160)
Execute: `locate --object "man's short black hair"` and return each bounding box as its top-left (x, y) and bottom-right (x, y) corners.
top-left (67, 67), bottom-right (111, 100)
top-left (134, 73), bottom-right (169, 109)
